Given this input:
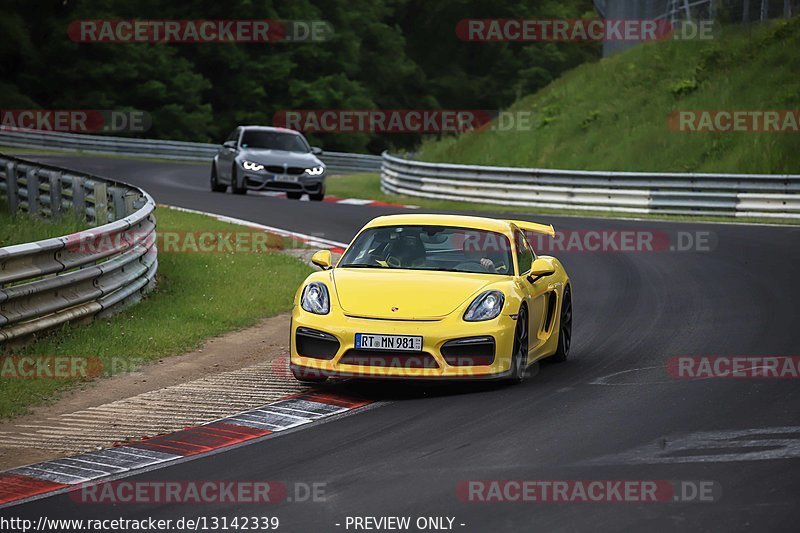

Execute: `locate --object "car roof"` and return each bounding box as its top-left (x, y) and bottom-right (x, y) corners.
top-left (240, 125), bottom-right (301, 135)
top-left (363, 214), bottom-right (516, 234)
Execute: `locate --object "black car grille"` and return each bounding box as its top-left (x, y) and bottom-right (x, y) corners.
top-left (339, 349), bottom-right (439, 369)
top-left (262, 165), bottom-right (306, 175)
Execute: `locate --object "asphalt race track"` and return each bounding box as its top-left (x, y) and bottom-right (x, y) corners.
top-left (3, 154), bottom-right (800, 531)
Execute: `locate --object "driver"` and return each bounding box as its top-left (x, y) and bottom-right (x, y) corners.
top-left (462, 238), bottom-right (508, 274)
top-left (382, 232), bottom-right (427, 268)
top-left (394, 234), bottom-right (427, 267)
top-left (479, 251), bottom-right (508, 273)
top-left (480, 257), bottom-right (498, 272)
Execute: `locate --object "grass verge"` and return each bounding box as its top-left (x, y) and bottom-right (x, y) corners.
top-left (0, 204), bottom-right (87, 246)
top-left (0, 146), bottom-right (207, 165)
top-left (416, 19), bottom-right (800, 174)
top-left (0, 206), bottom-right (312, 419)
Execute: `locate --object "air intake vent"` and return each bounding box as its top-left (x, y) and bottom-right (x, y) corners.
top-left (340, 350), bottom-right (438, 368)
top-left (441, 336), bottom-right (495, 366)
top-left (295, 327), bottom-right (339, 360)
top-left (543, 291), bottom-right (557, 332)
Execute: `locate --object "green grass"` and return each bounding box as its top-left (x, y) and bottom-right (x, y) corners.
top-left (417, 18), bottom-right (800, 174)
top-left (0, 206), bottom-right (312, 419)
top-left (0, 146), bottom-right (77, 156)
top-left (325, 173), bottom-right (798, 225)
top-left (0, 204), bottom-right (88, 246)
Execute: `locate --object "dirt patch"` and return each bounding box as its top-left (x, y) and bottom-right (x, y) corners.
top-left (0, 313), bottom-right (292, 470)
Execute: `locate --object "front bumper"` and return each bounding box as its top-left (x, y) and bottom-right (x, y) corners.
top-left (289, 307), bottom-right (517, 380)
top-left (242, 172), bottom-right (325, 193)
top-left (289, 362), bottom-right (515, 381)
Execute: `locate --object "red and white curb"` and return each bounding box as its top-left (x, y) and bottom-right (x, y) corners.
top-left (162, 204), bottom-right (350, 253)
top-left (251, 191), bottom-right (419, 209)
top-left (0, 391), bottom-right (371, 507)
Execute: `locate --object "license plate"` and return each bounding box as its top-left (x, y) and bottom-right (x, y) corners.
top-left (273, 175), bottom-right (298, 182)
top-left (355, 333), bottom-right (422, 352)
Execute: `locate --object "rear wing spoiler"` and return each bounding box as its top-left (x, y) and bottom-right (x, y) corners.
top-left (505, 220), bottom-right (556, 238)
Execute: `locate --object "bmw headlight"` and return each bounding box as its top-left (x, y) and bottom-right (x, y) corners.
top-left (463, 290), bottom-right (505, 322)
top-left (242, 161), bottom-right (265, 172)
top-left (305, 166), bottom-right (325, 176)
top-left (301, 282), bottom-right (330, 315)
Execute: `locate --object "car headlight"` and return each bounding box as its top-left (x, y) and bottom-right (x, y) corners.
top-left (242, 161), bottom-right (265, 172)
top-left (305, 166), bottom-right (324, 176)
top-left (463, 290), bottom-right (505, 322)
top-left (301, 282), bottom-right (330, 315)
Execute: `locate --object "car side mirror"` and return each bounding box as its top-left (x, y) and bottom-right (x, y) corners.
top-left (311, 250), bottom-right (332, 270)
top-left (311, 146), bottom-right (323, 155)
top-left (526, 258), bottom-right (555, 283)
top-left (223, 140), bottom-right (237, 149)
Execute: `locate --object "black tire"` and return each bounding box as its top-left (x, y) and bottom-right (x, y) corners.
top-left (550, 286), bottom-right (572, 362)
top-left (210, 163), bottom-right (226, 192)
top-left (230, 165), bottom-right (246, 195)
top-left (508, 305), bottom-right (529, 384)
top-left (291, 365), bottom-right (328, 384)
top-left (309, 190), bottom-right (325, 201)
top-left (286, 192), bottom-right (303, 200)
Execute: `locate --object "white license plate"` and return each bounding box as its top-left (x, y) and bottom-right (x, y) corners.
top-left (355, 333), bottom-right (422, 352)
top-left (273, 175), bottom-right (298, 182)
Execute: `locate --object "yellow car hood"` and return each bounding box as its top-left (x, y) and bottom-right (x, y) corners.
top-left (332, 268), bottom-right (495, 320)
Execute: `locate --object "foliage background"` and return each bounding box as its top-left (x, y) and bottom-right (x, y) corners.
top-left (0, 0), bottom-right (598, 153)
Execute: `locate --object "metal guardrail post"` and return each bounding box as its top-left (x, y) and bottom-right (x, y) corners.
top-left (5, 162), bottom-right (18, 213)
top-left (111, 186), bottom-right (125, 221)
top-left (72, 176), bottom-right (86, 219)
top-left (93, 181), bottom-right (108, 224)
top-left (26, 167), bottom-right (39, 215)
top-left (49, 171), bottom-right (63, 217)
top-left (124, 192), bottom-right (136, 216)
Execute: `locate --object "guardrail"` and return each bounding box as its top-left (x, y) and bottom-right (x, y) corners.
top-left (3, 127), bottom-right (796, 219)
top-left (0, 154), bottom-right (157, 345)
top-left (0, 128), bottom-right (382, 174)
top-left (381, 152), bottom-right (800, 219)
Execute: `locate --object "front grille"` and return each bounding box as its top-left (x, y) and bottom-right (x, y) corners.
top-left (441, 336), bottom-right (495, 366)
top-left (260, 166), bottom-right (306, 175)
top-left (295, 327), bottom-right (339, 360)
top-left (339, 349), bottom-right (439, 369)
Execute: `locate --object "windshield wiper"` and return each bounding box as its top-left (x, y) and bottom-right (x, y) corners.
top-left (338, 263), bottom-right (384, 268)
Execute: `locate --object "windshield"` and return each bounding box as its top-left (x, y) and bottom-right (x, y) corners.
top-left (240, 130), bottom-right (309, 152)
top-left (339, 225), bottom-right (513, 275)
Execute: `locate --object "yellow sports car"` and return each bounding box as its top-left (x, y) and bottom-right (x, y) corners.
top-left (289, 214), bottom-right (572, 384)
